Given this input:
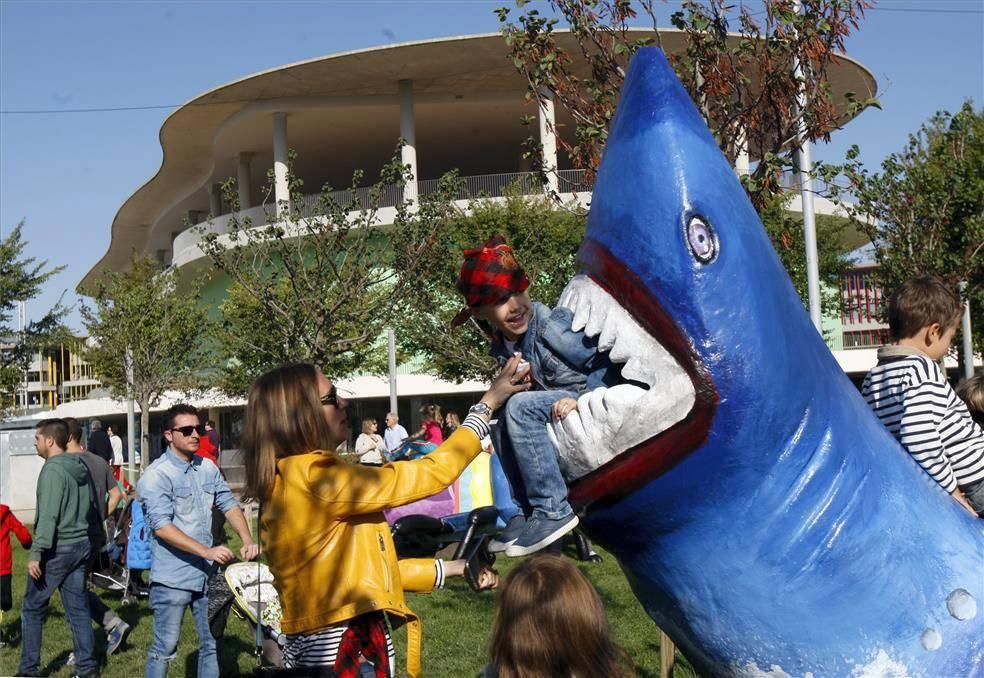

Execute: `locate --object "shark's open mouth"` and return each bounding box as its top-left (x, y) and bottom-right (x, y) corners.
top-left (555, 239), bottom-right (718, 507)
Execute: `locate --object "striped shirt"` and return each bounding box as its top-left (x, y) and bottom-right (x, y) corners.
top-left (282, 559), bottom-right (447, 670)
top-left (862, 347), bottom-right (984, 493)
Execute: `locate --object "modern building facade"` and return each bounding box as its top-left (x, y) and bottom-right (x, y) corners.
top-left (1, 339), bottom-right (102, 414)
top-left (75, 31), bottom-right (884, 445)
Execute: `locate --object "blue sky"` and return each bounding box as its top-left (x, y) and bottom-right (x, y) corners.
top-left (1, 0), bottom-right (981, 330)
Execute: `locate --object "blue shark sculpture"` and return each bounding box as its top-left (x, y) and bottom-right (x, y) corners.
top-left (546, 48), bottom-right (983, 676)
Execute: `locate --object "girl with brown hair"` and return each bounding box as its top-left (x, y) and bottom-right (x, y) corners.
top-left (486, 555), bottom-right (634, 678)
top-left (242, 358), bottom-right (529, 677)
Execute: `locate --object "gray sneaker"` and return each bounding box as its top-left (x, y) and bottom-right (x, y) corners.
top-left (106, 620), bottom-right (130, 656)
top-left (488, 514), bottom-right (527, 553)
top-left (505, 513), bottom-right (579, 557)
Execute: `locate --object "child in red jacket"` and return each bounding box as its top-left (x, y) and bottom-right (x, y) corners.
top-left (0, 503), bottom-right (32, 645)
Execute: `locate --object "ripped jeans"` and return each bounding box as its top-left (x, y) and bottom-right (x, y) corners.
top-left (145, 583), bottom-right (217, 678)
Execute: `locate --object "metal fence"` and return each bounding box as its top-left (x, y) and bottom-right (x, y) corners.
top-left (839, 267), bottom-right (890, 349)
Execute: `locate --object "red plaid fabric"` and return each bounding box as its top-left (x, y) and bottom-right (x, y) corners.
top-left (332, 613), bottom-right (390, 678)
top-left (452, 234), bottom-right (529, 328)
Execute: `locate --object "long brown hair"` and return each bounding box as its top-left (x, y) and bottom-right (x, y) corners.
top-left (242, 363), bottom-right (335, 501)
top-left (489, 555), bottom-right (634, 678)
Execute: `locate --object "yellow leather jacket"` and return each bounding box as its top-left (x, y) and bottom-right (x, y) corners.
top-left (261, 426), bottom-right (483, 677)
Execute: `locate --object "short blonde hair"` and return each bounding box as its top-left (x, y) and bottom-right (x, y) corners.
top-left (362, 418), bottom-right (377, 434)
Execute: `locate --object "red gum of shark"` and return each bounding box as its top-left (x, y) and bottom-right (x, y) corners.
top-left (567, 238), bottom-right (719, 508)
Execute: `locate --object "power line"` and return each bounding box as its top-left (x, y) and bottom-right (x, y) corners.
top-left (0, 95), bottom-right (287, 116)
top-left (868, 6), bottom-right (984, 13)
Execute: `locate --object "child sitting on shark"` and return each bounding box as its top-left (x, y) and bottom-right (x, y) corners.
top-left (452, 234), bottom-right (614, 556)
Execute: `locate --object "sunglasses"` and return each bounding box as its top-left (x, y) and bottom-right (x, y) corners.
top-left (170, 424), bottom-right (206, 437)
top-left (319, 386), bottom-right (339, 407)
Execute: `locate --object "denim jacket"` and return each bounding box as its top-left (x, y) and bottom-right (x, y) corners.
top-left (490, 302), bottom-right (611, 395)
top-left (137, 450), bottom-right (239, 592)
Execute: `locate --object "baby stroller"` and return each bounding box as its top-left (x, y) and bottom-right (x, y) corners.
top-left (208, 560), bottom-right (286, 670)
top-left (89, 495), bottom-right (151, 604)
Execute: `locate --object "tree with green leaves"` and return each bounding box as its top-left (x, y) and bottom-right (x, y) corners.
top-left (397, 189), bottom-right (587, 382)
top-left (81, 255), bottom-right (212, 467)
top-left (820, 101), bottom-right (984, 356)
top-left (0, 222), bottom-right (66, 418)
top-left (495, 0), bottom-right (877, 314)
top-left (200, 152), bottom-right (462, 395)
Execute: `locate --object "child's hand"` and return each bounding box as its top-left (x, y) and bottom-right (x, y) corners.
top-left (552, 398), bottom-right (578, 420)
top-left (473, 565), bottom-right (499, 590)
top-left (952, 489), bottom-right (979, 517)
top-left (515, 358), bottom-right (532, 384)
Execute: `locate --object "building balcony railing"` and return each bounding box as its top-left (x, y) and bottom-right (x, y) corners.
top-left (173, 169), bottom-right (590, 267)
top-left (839, 267), bottom-right (889, 350)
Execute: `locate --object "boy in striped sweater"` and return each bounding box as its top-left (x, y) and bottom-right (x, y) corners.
top-left (861, 275), bottom-right (984, 517)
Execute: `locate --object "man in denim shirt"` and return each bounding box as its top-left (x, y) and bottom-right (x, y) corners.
top-left (452, 235), bottom-right (612, 557)
top-left (138, 403), bottom-right (259, 678)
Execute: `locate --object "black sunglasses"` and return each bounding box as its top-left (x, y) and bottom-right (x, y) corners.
top-left (170, 424), bottom-right (206, 437)
top-left (319, 386), bottom-right (338, 407)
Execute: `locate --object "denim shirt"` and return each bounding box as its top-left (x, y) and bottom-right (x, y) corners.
top-left (137, 450), bottom-right (239, 592)
top-left (490, 301), bottom-right (612, 394)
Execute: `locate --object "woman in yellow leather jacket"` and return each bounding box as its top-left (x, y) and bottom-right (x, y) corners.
top-left (242, 357), bottom-right (529, 677)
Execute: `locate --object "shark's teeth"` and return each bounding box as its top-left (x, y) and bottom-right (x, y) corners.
top-left (551, 275), bottom-right (696, 482)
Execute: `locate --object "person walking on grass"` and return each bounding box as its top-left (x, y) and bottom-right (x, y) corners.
top-left (0, 502), bottom-right (31, 647)
top-left (64, 417), bottom-right (131, 660)
top-left (138, 403), bottom-right (259, 678)
top-left (18, 418), bottom-right (99, 678)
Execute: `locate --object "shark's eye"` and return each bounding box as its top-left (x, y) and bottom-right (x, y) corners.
top-left (686, 215), bottom-right (718, 264)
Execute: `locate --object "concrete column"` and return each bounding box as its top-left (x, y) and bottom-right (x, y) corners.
top-left (399, 80), bottom-right (418, 206)
top-left (538, 89), bottom-right (559, 194)
top-left (209, 183), bottom-right (222, 217)
top-left (237, 153), bottom-right (253, 210)
top-left (388, 328), bottom-right (398, 415)
top-left (959, 281), bottom-right (974, 381)
top-left (793, 0), bottom-right (822, 331)
top-left (272, 113), bottom-right (289, 217)
top-left (734, 124), bottom-right (750, 177)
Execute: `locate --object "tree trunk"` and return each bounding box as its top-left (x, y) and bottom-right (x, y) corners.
top-left (140, 394), bottom-right (151, 471)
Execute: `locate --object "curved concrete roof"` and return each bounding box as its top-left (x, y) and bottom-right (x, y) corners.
top-left (80, 30), bottom-right (877, 291)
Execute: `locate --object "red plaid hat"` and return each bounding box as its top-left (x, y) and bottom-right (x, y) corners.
top-left (451, 234), bottom-right (529, 328)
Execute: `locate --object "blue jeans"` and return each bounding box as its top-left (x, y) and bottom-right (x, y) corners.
top-left (964, 479), bottom-right (984, 516)
top-left (18, 541), bottom-right (96, 675)
top-left (145, 583), bottom-right (217, 678)
top-left (495, 389), bottom-right (577, 520)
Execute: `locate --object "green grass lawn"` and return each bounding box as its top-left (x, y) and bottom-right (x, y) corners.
top-left (1, 528), bottom-right (697, 677)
